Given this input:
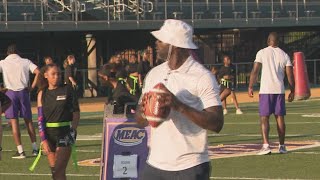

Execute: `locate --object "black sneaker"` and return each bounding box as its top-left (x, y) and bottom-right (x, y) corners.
top-left (32, 149), bottom-right (39, 156)
top-left (12, 151), bottom-right (26, 159)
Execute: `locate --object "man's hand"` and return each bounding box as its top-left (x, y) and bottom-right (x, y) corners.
top-left (248, 87), bottom-right (254, 97)
top-left (135, 93), bottom-right (149, 127)
top-left (288, 91), bottom-right (294, 102)
top-left (157, 85), bottom-right (183, 112)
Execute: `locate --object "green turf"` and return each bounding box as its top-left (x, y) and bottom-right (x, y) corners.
top-left (0, 99), bottom-right (319, 179)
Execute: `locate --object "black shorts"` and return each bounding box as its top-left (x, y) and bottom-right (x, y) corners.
top-left (46, 127), bottom-right (75, 151)
top-left (220, 80), bottom-right (235, 91)
top-left (141, 162), bottom-right (211, 180)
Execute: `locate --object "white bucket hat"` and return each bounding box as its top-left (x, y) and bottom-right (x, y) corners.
top-left (151, 19), bottom-right (198, 49)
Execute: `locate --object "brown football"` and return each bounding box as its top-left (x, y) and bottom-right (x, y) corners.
top-left (144, 83), bottom-right (171, 127)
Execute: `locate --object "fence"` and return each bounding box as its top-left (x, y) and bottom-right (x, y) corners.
top-left (69, 59), bottom-right (319, 99)
top-left (204, 59), bottom-right (320, 90)
top-left (0, 1), bottom-right (320, 26)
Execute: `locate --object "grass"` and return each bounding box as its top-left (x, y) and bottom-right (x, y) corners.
top-left (0, 99), bottom-right (319, 180)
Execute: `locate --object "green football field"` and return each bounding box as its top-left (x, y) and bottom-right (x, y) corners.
top-left (0, 99), bottom-right (319, 180)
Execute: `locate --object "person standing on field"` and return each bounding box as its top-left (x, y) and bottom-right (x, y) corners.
top-left (135, 19), bottom-right (224, 180)
top-left (248, 32), bottom-right (295, 155)
top-left (0, 44), bottom-right (40, 159)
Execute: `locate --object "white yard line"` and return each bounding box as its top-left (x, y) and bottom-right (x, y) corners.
top-left (2, 149), bottom-right (100, 153)
top-left (292, 152), bottom-right (320, 155)
top-left (0, 172), bottom-right (99, 177)
top-left (2, 133), bottom-right (319, 139)
top-left (208, 134), bottom-right (320, 137)
top-left (2, 134), bottom-right (102, 141)
top-left (210, 177), bottom-right (309, 180)
top-left (223, 122), bottom-right (320, 125)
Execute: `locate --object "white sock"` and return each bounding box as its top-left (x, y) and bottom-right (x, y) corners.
top-left (263, 144), bottom-right (269, 148)
top-left (279, 144), bottom-right (285, 148)
top-left (32, 142), bottom-right (38, 150)
top-left (17, 145), bottom-right (24, 154)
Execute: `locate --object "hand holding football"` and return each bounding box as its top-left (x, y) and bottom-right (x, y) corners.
top-left (144, 83), bottom-right (171, 127)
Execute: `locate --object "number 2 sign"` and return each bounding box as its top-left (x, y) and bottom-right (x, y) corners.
top-left (113, 154), bottom-right (138, 178)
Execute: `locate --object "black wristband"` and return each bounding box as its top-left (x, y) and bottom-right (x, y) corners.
top-left (0, 147), bottom-right (2, 151)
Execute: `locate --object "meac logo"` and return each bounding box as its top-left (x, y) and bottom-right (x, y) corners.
top-left (113, 127), bottom-right (146, 146)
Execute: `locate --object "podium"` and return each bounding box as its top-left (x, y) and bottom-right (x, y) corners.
top-left (100, 103), bottom-right (150, 180)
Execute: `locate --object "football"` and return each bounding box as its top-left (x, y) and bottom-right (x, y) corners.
top-left (144, 83), bottom-right (171, 127)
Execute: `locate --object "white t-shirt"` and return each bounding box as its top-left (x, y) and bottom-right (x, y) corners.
top-left (254, 46), bottom-right (292, 94)
top-left (142, 56), bottom-right (221, 171)
top-left (0, 54), bottom-right (38, 91)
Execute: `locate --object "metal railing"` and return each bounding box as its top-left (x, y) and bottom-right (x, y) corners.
top-left (23, 58), bottom-right (319, 100)
top-left (65, 59), bottom-right (320, 99)
top-left (204, 59), bottom-right (320, 90)
top-left (0, 0), bottom-right (319, 23)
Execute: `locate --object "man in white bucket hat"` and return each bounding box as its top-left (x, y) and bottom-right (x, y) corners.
top-left (135, 19), bottom-right (224, 180)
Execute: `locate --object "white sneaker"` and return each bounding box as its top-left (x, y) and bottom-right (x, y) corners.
top-left (223, 109), bottom-right (228, 115)
top-left (279, 145), bottom-right (288, 154)
top-left (236, 109), bottom-right (243, 114)
top-left (257, 147), bottom-right (271, 155)
top-left (12, 151), bottom-right (26, 159)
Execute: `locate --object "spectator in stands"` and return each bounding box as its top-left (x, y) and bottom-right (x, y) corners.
top-left (44, 56), bottom-right (54, 65)
top-left (63, 55), bottom-right (77, 89)
top-left (138, 50), bottom-right (151, 88)
top-left (217, 55), bottom-right (243, 115)
top-left (104, 66), bottom-right (137, 114)
top-left (126, 54), bottom-right (140, 97)
top-left (0, 44), bottom-right (40, 159)
top-left (248, 32), bottom-right (295, 155)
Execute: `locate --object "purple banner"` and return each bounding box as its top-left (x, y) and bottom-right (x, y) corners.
top-left (100, 118), bottom-right (150, 180)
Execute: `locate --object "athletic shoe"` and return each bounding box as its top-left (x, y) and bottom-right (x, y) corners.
top-left (257, 147), bottom-right (271, 155)
top-left (279, 145), bottom-right (288, 154)
top-left (223, 109), bottom-right (228, 115)
top-left (236, 109), bottom-right (243, 114)
top-left (12, 151), bottom-right (26, 159)
top-left (32, 149), bottom-right (39, 156)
